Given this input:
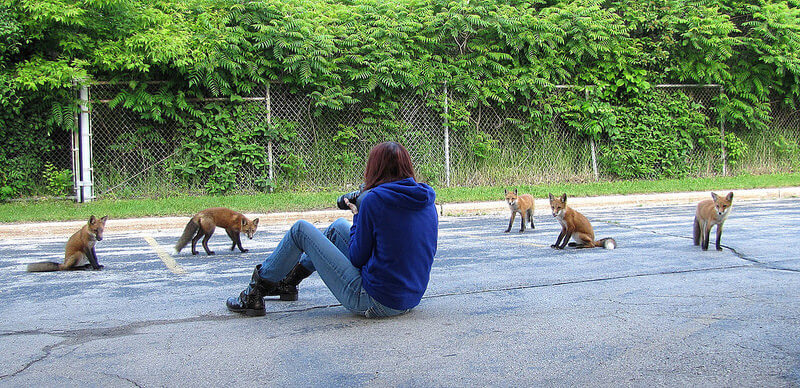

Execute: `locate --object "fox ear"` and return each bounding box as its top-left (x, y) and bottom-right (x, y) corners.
top-left (100, 215), bottom-right (108, 223)
top-left (514, 189), bottom-right (518, 195)
top-left (548, 193), bottom-right (554, 201)
top-left (88, 215), bottom-right (96, 224)
top-left (726, 192), bottom-right (734, 201)
top-left (711, 192), bottom-right (719, 201)
top-left (253, 218), bottom-right (259, 226)
top-left (241, 219), bottom-right (247, 226)
top-left (504, 189), bottom-right (508, 195)
top-left (561, 193), bottom-right (567, 203)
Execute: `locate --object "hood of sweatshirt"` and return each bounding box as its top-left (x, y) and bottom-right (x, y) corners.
top-left (368, 177), bottom-right (436, 210)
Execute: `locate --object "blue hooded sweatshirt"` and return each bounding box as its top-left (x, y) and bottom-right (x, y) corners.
top-left (349, 177), bottom-right (438, 310)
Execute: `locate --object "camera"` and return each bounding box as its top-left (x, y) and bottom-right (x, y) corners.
top-left (337, 186), bottom-right (371, 210)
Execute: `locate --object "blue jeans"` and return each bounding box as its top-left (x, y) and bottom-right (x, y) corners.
top-left (258, 218), bottom-right (409, 318)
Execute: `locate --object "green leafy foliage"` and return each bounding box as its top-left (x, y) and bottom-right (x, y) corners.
top-left (2, 0), bottom-right (800, 196)
top-left (170, 103), bottom-right (271, 195)
top-left (600, 92), bottom-right (717, 179)
top-left (0, 101), bottom-right (61, 198)
top-left (561, 89), bottom-right (619, 139)
top-left (772, 134), bottom-right (800, 169)
top-left (466, 130), bottom-right (500, 161)
top-left (723, 132), bottom-right (748, 169)
top-left (43, 162), bottom-right (73, 196)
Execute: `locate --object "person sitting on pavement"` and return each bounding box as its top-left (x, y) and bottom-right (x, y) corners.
top-left (226, 141), bottom-right (439, 318)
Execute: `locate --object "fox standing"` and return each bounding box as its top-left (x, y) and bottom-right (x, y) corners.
top-left (548, 193), bottom-right (615, 249)
top-left (175, 207), bottom-right (259, 255)
top-left (694, 192), bottom-right (733, 251)
top-left (27, 215), bottom-right (108, 272)
top-left (504, 189), bottom-right (535, 233)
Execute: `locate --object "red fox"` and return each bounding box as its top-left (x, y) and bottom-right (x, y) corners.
top-left (174, 207), bottom-right (259, 255)
top-left (504, 189), bottom-right (535, 233)
top-left (694, 192), bottom-right (733, 251)
top-left (27, 215), bottom-right (108, 272)
top-left (548, 193), bottom-right (615, 249)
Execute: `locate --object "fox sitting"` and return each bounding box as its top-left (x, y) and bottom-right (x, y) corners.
top-left (504, 189), bottom-right (535, 233)
top-left (27, 215), bottom-right (108, 272)
top-left (548, 193), bottom-right (615, 250)
top-left (174, 207), bottom-right (259, 255)
top-left (693, 192), bottom-right (733, 251)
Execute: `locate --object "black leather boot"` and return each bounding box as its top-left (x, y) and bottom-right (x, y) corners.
top-left (226, 264), bottom-right (278, 316)
top-left (270, 263), bottom-right (313, 301)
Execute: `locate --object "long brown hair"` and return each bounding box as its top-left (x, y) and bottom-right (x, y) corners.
top-left (363, 141), bottom-right (416, 190)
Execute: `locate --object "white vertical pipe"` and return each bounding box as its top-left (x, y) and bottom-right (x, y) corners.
top-left (77, 83), bottom-right (94, 202)
top-left (71, 104), bottom-right (80, 200)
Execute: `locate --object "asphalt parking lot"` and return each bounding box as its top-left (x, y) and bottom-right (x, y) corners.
top-left (1, 196), bottom-right (799, 386)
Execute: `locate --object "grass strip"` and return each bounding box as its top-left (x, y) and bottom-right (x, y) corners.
top-left (1, 173), bottom-right (798, 223)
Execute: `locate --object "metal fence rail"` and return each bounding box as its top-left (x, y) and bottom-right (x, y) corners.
top-left (74, 82), bottom-right (799, 200)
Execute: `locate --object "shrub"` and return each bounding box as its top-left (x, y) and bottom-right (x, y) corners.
top-left (600, 92), bottom-right (718, 179)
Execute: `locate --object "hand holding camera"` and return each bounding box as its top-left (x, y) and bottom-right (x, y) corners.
top-left (342, 197), bottom-right (358, 214)
top-left (337, 186), bottom-right (371, 214)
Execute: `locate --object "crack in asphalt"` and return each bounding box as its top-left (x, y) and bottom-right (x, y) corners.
top-left (0, 313), bottom-right (243, 381)
top-left (0, 329), bottom-right (50, 337)
top-left (423, 264), bottom-right (752, 300)
top-left (0, 259), bottom-right (783, 381)
top-left (3, 216), bottom-right (797, 380)
top-left (0, 304), bottom-right (344, 380)
top-left (99, 371), bottom-right (144, 388)
top-left (0, 338), bottom-right (68, 380)
top-left (594, 218), bottom-right (800, 273)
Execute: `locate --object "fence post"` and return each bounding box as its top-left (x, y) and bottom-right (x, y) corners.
top-left (720, 85), bottom-right (727, 176)
top-left (443, 83), bottom-right (451, 187)
top-left (586, 88), bottom-right (599, 181)
top-left (266, 83), bottom-right (275, 192)
top-left (73, 82), bottom-right (94, 203)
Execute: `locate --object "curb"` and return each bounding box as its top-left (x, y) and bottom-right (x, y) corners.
top-left (441, 186), bottom-right (800, 216)
top-left (3, 187), bottom-right (799, 239)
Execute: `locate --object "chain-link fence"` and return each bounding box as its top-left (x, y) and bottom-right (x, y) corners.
top-left (49, 127), bottom-right (74, 179)
top-left (447, 86), bottom-right (595, 187)
top-left (89, 83), bottom-right (185, 198)
top-left (80, 82), bottom-right (799, 199)
top-left (735, 103), bottom-right (800, 174)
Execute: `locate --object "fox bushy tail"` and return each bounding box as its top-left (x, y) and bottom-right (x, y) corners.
top-left (596, 238), bottom-right (616, 250)
top-left (27, 262), bottom-right (61, 272)
top-left (175, 219), bottom-right (199, 253)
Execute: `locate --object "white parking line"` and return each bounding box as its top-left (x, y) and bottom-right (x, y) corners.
top-left (144, 236), bottom-right (187, 275)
